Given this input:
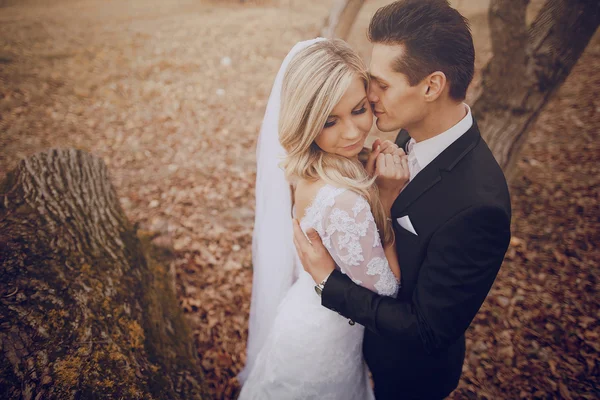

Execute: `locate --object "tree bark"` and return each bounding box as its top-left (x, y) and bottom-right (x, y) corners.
top-left (472, 0), bottom-right (600, 180)
top-left (320, 0), bottom-right (365, 40)
top-left (0, 149), bottom-right (209, 399)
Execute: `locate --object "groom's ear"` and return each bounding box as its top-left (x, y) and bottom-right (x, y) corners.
top-left (423, 71), bottom-right (447, 102)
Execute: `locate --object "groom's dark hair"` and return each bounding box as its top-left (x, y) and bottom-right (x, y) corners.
top-left (368, 0), bottom-right (474, 100)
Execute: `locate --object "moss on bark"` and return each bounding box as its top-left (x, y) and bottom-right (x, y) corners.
top-left (0, 149), bottom-right (208, 399)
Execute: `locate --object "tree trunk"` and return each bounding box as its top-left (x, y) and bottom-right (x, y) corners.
top-left (0, 149), bottom-right (209, 399)
top-left (472, 0), bottom-right (600, 180)
top-left (320, 0), bottom-right (365, 40)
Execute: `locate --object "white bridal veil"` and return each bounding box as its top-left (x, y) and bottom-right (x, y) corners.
top-left (237, 37), bottom-right (326, 384)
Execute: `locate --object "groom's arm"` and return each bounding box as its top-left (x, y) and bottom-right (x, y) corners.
top-left (321, 204), bottom-right (511, 354)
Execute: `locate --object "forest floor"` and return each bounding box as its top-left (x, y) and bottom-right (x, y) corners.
top-left (0, 0), bottom-right (598, 399)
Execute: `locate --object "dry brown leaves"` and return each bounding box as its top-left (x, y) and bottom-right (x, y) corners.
top-left (0, 1), bottom-right (598, 399)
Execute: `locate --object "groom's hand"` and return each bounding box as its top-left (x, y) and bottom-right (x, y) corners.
top-left (292, 219), bottom-right (335, 284)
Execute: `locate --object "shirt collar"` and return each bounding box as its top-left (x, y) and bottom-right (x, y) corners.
top-left (409, 103), bottom-right (473, 169)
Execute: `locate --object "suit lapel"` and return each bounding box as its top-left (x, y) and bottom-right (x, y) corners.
top-left (391, 121), bottom-right (482, 216)
top-left (391, 161), bottom-right (441, 216)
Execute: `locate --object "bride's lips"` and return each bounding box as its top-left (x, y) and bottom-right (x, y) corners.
top-left (374, 110), bottom-right (385, 116)
top-left (343, 141), bottom-right (363, 151)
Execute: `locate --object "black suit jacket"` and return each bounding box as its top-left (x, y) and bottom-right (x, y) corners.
top-left (321, 121), bottom-right (511, 399)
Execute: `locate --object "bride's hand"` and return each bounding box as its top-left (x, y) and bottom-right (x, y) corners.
top-left (375, 150), bottom-right (410, 212)
top-left (365, 139), bottom-right (399, 177)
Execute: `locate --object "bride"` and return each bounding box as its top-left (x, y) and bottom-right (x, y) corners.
top-left (237, 38), bottom-right (409, 399)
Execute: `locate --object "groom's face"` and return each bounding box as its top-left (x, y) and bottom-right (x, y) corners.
top-left (368, 44), bottom-right (426, 133)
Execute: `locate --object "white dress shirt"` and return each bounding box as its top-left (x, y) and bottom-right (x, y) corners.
top-left (406, 103), bottom-right (473, 181)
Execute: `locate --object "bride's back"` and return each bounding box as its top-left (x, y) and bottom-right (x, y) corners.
top-left (293, 179), bottom-right (327, 222)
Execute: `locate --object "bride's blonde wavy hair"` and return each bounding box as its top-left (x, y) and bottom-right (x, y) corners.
top-left (279, 39), bottom-right (393, 245)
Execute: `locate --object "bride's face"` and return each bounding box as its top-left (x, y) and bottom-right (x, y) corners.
top-left (314, 75), bottom-right (373, 159)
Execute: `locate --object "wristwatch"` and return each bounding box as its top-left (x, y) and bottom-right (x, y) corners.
top-left (314, 273), bottom-right (331, 297)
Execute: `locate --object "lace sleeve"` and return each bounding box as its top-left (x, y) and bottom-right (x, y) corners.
top-left (319, 189), bottom-right (399, 297)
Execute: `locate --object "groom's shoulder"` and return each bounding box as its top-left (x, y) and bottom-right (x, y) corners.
top-left (470, 135), bottom-right (508, 184)
top-left (443, 128), bottom-right (510, 205)
top-left (450, 122), bottom-right (505, 181)
top-left (457, 142), bottom-right (511, 209)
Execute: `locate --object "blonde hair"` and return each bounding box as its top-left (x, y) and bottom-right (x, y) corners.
top-left (279, 39), bottom-right (393, 245)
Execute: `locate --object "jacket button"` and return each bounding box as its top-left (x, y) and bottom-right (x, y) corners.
top-left (348, 320), bottom-right (355, 326)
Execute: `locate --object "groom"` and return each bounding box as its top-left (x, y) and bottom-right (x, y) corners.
top-left (293, 1), bottom-right (511, 399)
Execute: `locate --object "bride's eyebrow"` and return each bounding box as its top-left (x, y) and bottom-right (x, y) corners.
top-left (328, 96), bottom-right (367, 119)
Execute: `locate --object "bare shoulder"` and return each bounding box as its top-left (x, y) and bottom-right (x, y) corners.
top-left (294, 179), bottom-right (327, 221)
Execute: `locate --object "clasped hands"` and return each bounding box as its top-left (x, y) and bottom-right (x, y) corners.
top-left (293, 139), bottom-right (410, 285)
top-left (365, 138), bottom-right (410, 212)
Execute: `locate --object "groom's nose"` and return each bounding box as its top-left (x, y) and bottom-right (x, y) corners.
top-left (367, 85), bottom-right (380, 104)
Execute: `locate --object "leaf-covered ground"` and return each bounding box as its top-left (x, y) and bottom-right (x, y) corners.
top-left (0, 0), bottom-right (598, 399)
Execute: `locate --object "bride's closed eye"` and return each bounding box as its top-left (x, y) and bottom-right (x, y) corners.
top-left (324, 103), bottom-right (368, 128)
top-left (352, 101), bottom-right (368, 116)
top-left (352, 106), bottom-right (368, 115)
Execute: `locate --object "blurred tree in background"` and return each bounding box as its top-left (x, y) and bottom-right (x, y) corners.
top-left (0, 150), bottom-right (210, 399)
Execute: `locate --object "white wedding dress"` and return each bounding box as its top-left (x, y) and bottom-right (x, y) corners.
top-left (238, 184), bottom-right (400, 400)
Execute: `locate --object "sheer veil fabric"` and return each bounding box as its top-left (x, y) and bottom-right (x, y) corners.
top-left (237, 38), bottom-right (326, 384)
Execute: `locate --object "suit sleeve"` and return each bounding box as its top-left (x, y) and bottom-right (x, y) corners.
top-left (321, 204), bottom-right (511, 353)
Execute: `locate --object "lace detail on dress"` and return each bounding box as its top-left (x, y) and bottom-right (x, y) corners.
top-left (367, 257), bottom-right (399, 297)
top-left (300, 184), bottom-right (399, 297)
top-left (372, 222), bottom-right (382, 249)
top-left (324, 207), bottom-right (370, 267)
top-left (302, 185), bottom-right (346, 250)
top-left (352, 196), bottom-right (368, 217)
top-left (239, 184), bottom-right (393, 399)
